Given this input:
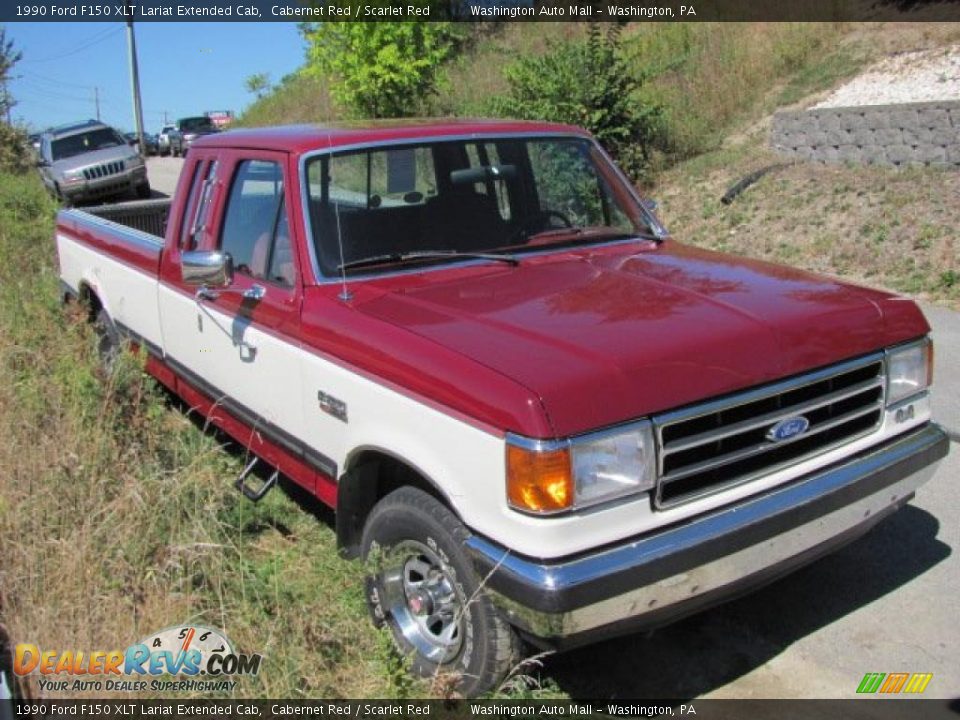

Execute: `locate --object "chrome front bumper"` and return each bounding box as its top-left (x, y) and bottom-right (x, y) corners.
top-left (467, 423), bottom-right (949, 648)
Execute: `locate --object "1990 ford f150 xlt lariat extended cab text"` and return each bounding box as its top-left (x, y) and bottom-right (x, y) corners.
top-left (56, 120), bottom-right (949, 695)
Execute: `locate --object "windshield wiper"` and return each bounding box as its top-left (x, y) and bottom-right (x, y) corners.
top-left (337, 249), bottom-right (519, 272)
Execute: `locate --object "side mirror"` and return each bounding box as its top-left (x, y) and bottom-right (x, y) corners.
top-left (181, 250), bottom-right (233, 287)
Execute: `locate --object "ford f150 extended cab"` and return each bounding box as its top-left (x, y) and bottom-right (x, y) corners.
top-left (55, 120), bottom-right (949, 695)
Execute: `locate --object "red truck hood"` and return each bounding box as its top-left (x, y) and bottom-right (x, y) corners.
top-left (356, 241), bottom-right (928, 436)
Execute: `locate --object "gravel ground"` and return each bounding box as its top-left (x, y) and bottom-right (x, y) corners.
top-left (814, 45), bottom-right (960, 108)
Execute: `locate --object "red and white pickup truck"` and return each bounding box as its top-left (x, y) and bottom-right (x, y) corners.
top-left (56, 120), bottom-right (949, 695)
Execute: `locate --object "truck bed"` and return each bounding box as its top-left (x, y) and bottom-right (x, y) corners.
top-left (82, 198), bottom-right (171, 238)
top-left (56, 202), bottom-right (166, 356)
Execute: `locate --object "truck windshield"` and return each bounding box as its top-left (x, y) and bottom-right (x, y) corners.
top-left (304, 136), bottom-right (653, 276)
top-left (51, 128), bottom-right (126, 161)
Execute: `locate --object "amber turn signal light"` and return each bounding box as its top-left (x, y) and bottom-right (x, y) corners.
top-left (506, 444), bottom-right (573, 514)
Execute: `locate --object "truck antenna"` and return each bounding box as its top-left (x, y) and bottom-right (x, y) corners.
top-left (327, 128), bottom-right (352, 302)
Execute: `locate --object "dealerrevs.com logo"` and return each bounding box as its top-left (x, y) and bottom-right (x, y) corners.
top-left (13, 625), bottom-right (262, 693)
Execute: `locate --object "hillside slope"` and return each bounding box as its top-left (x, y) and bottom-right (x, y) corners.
top-left (237, 23), bottom-right (859, 166)
top-left (656, 26), bottom-right (960, 310)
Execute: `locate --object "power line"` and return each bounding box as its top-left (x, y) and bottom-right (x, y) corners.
top-left (17, 84), bottom-right (92, 103)
top-left (21, 70), bottom-right (94, 91)
top-left (25, 26), bottom-right (122, 64)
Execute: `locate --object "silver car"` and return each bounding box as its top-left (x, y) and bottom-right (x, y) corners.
top-left (38, 120), bottom-right (150, 204)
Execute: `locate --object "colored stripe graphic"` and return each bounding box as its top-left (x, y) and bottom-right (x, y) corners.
top-left (903, 673), bottom-right (933, 694)
top-left (857, 673), bottom-right (885, 693)
top-left (857, 672), bottom-right (933, 694)
top-left (880, 672), bottom-right (909, 693)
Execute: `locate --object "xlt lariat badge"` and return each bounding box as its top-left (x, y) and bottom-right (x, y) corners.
top-left (318, 390), bottom-right (348, 423)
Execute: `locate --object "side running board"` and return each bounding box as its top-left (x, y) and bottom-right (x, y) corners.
top-left (235, 457), bottom-right (278, 502)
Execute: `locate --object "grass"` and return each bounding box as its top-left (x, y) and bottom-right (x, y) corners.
top-left (654, 140), bottom-right (960, 309)
top-left (0, 172), bottom-right (435, 699)
top-left (234, 73), bottom-right (337, 128)
top-left (621, 23), bottom-right (853, 163)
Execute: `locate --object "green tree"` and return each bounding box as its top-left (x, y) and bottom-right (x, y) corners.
top-left (300, 22), bottom-right (463, 118)
top-left (0, 26), bottom-right (29, 174)
top-left (488, 24), bottom-right (661, 182)
top-left (244, 72), bottom-right (271, 99)
top-left (0, 26), bottom-right (23, 124)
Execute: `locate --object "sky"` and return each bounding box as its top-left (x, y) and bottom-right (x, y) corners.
top-left (6, 22), bottom-right (306, 133)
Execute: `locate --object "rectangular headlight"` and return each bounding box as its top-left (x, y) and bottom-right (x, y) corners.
top-left (506, 421), bottom-right (656, 515)
top-left (886, 339), bottom-right (932, 406)
top-left (570, 421), bottom-right (656, 508)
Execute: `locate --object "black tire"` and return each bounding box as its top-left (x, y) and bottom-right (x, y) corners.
top-left (94, 308), bottom-right (121, 369)
top-left (135, 181), bottom-right (151, 199)
top-left (361, 487), bottom-right (520, 697)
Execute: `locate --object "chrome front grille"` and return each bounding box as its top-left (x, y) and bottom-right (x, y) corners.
top-left (83, 160), bottom-right (125, 180)
top-left (653, 353), bottom-right (885, 508)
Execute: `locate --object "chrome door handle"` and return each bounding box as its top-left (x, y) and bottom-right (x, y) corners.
top-left (243, 284), bottom-right (266, 301)
top-left (196, 286), bottom-right (219, 301)
top-left (195, 284), bottom-right (266, 302)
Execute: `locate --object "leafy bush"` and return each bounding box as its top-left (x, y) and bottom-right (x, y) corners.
top-left (487, 24), bottom-right (661, 182)
top-left (301, 22), bottom-right (465, 118)
top-left (0, 124), bottom-right (32, 175)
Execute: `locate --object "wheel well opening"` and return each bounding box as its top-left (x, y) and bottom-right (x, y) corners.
top-left (336, 451), bottom-right (448, 559)
top-left (78, 284), bottom-right (102, 323)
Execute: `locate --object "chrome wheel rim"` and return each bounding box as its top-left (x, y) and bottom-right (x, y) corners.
top-left (379, 541), bottom-right (464, 664)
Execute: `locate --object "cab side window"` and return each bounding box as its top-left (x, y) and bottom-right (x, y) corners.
top-left (219, 160), bottom-right (292, 287)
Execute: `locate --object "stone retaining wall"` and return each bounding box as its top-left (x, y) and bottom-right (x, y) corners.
top-left (771, 101), bottom-right (960, 167)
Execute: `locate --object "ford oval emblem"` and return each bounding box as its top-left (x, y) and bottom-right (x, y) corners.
top-left (766, 415), bottom-right (810, 442)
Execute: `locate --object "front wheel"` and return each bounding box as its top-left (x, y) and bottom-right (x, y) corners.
top-left (361, 487), bottom-right (520, 697)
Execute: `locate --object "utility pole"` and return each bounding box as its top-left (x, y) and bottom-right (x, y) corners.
top-left (125, 4), bottom-right (146, 157)
top-left (94, 86), bottom-right (100, 121)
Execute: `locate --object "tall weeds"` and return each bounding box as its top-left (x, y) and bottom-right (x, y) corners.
top-left (0, 173), bottom-right (386, 698)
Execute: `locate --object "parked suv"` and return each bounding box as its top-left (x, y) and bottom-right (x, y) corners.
top-left (174, 115), bottom-right (218, 156)
top-left (38, 120), bottom-right (150, 204)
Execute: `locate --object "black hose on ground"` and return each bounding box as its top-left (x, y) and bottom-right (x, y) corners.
top-left (721, 162), bottom-right (794, 205)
